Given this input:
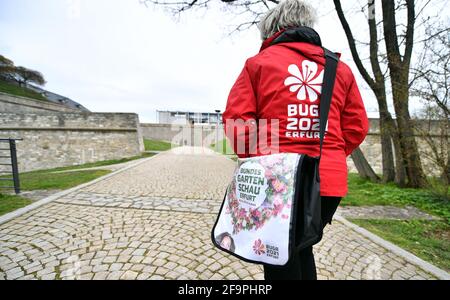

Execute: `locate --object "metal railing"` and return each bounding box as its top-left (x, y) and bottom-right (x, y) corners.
top-left (0, 138), bottom-right (22, 194)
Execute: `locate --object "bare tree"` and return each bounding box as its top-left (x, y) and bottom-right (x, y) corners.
top-left (382, 0), bottom-right (428, 187)
top-left (332, 0), bottom-right (442, 188)
top-left (411, 21), bottom-right (449, 188)
top-left (412, 21), bottom-right (449, 118)
top-left (334, 0), bottom-right (404, 185)
top-left (143, 0), bottom-right (279, 15)
top-left (142, 0), bottom-right (282, 33)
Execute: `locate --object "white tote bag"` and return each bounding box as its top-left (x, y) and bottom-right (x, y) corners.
top-left (212, 153), bottom-right (304, 265)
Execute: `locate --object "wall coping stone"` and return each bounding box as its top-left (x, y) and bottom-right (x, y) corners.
top-left (0, 92), bottom-right (80, 112)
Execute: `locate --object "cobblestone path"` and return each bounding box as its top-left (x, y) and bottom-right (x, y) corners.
top-left (0, 147), bottom-right (446, 280)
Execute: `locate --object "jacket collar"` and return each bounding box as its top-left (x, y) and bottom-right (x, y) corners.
top-left (259, 26), bottom-right (322, 52)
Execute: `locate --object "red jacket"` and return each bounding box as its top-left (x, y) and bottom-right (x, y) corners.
top-left (223, 27), bottom-right (369, 197)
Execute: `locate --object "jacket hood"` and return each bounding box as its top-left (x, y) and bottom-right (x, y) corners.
top-left (259, 26), bottom-right (341, 60)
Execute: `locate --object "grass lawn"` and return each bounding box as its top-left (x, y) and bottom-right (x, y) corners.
top-left (350, 219), bottom-right (450, 272)
top-left (0, 193), bottom-right (33, 216)
top-left (0, 152), bottom-right (159, 190)
top-left (345, 173), bottom-right (449, 272)
top-left (45, 152), bottom-right (154, 172)
top-left (143, 139), bottom-right (175, 151)
top-left (210, 138), bottom-right (237, 158)
top-left (345, 173), bottom-right (449, 223)
top-left (0, 80), bottom-right (48, 101)
top-left (17, 169), bottom-right (111, 190)
top-left (0, 169), bottom-right (111, 216)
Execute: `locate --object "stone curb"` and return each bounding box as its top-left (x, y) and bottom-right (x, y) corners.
top-left (0, 152), bottom-right (165, 226)
top-left (334, 215), bottom-right (450, 280)
top-left (48, 156), bottom-right (152, 174)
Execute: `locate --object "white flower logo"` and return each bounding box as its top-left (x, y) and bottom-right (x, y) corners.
top-left (284, 60), bottom-right (324, 102)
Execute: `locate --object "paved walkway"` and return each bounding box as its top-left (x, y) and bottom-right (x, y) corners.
top-left (0, 147), bottom-right (447, 280)
top-left (337, 205), bottom-right (440, 220)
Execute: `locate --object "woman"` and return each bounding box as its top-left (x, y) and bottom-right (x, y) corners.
top-left (215, 232), bottom-right (236, 253)
top-left (222, 0), bottom-right (369, 280)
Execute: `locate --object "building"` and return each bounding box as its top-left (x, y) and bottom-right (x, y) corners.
top-left (157, 110), bottom-right (223, 125)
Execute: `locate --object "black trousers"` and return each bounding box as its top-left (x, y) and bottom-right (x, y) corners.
top-left (263, 196), bottom-right (341, 280)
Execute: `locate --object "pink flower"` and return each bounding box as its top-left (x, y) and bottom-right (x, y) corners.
top-left (251, 209), bottom-right (262, 221)
top-left (273, 203), bottom-right (283, 217)
top-left (230, 199), bottom-right (238, 208)
top-left (272, 179), bottom-right (287, 193)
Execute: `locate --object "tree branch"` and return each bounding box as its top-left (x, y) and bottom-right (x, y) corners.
top-left (404, 0), bottom-right (415, 65)
top-left (368, 0), bottom-right (385, 88)
top-left (333, 0), bottom-right (376, 89)
top-left (381, 0), bottom-right (402, 65)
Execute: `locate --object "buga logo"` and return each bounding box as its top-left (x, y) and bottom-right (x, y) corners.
top-left (284, 60), bottom-right (324, 102)
top-left (284, 59), bottom-right (327, 139)
top-left (253, 239), bottom-right (266, 255)
top-left (252, 239), bottom-right (280, 259)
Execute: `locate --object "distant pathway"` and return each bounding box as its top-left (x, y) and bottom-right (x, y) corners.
top-left (0, 147), bottom-right (447, 280)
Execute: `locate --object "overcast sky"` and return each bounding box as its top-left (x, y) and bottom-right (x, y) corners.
top-left (0, 0), bottom-right (444, 122)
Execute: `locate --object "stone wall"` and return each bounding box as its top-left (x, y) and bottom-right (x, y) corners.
top-left (140, 123), bottom-right (223, 147)
top-left (347, 119), bottom-right (448, 176)
top-left (0, 112), bottom-right (144, 172)
top-left (0, 92), bottom-right (81, 113)
top-left (141, 119), bottom-right (448, 176)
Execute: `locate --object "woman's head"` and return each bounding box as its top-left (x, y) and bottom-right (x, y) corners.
top-left (220, 235), bottom-right (232, 249)
top-left (258, 0), bottom-right (317, 40)
top-left (216, 232), bottom-right (236, 252)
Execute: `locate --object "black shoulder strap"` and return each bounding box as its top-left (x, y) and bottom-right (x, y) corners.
top-left (319, 48), bottom-right (339, 158)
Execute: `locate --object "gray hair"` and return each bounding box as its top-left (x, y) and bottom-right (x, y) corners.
top-left (258, 0), bottom-right (317, 40)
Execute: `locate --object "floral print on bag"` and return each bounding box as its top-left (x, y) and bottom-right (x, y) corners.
top-left (226, 154), bottom-right (297, 235)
